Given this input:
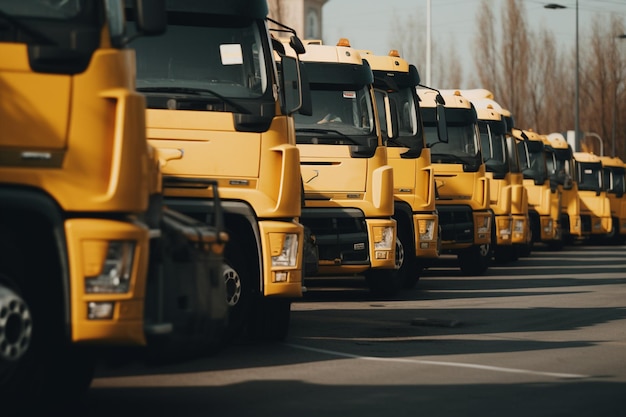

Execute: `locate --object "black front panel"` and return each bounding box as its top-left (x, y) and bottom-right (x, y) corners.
top-left (437, 205), bottom-right (473, 244)
top-left (301, 208), bottom-right (369, 264)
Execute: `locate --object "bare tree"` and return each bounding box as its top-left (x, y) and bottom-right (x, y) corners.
top-left (474, 0), bottom-right (500, 97)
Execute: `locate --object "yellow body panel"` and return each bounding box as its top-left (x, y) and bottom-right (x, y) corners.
top-left (259, 220), bottom-right (303, 298)
top-left (434, 163), bottom-right (490, 210)
top-left (600, 156), bottom-right (626, 235)
top-left (300, 144), bottom-right (394, 216)
top-left (149, 110), bottom-right (302, 219)
top-left (67, 219), bottom-right (150, 345)
top-left (0, 45), bottom-right (152, 213)
top-left (574, 152), bottom-right (612, 236)
top-left (1, 43), bottom-right (155, 348)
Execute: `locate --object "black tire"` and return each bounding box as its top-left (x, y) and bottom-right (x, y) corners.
top-left (247, 298), bottom-right (291, 342)
top-left (458, 243), bottom-right (491, 276)
top-left (1, 272), bottom-right (95, 415)
top-left (398, 234), bottom-right (420, 290)
top-left (221, 246), bottom-right (252, 341)
top-left (494, 245), bottom-right (518, 264)
top-left (364, 267), bottom-right (403, 296)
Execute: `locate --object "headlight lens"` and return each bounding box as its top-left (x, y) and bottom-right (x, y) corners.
top-left (498, 218), bottom-right (511, 238)
top-left (271, 233), bottom-right (299, 267)
top-left (85, 241), bottom-right (135, 294)
top-left (543, 219), bottom-right (553, 232)
top-left (477, 215), bottom-right (491, 234)
top-left (373, 226), bottom-right (394, 250)
top-left (418, 219), bottom-right (436, 241)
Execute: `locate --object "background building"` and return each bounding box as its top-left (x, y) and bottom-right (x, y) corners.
top-left (268, 0), bottom-right (328, 39)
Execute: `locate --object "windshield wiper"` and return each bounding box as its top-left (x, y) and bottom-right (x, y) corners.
top-left (0, 10), bottom-right (57, 45)
top-left (137, 86), bottom-right (250, 114)
top-left (295, 128), bottom-right (362, 146)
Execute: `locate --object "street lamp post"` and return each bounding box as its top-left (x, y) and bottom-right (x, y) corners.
top-left (615, 34), bottom-right (626, 158)
top-left (426, 0), bottom-right (431, 86)
top-left (545, 1), bottom-right (580, 152)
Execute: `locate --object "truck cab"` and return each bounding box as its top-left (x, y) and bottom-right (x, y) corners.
top-left (573, 151), bottom-right (612, 240)
top-left (128, 0), bottom-right (306, 340)
top-left (600, 155), bottom-right (626, 243)
top-left (468, 99), bottom-right (516, 262)
top-left (513, 128), bottom-right (562, 248)
top-left (418, 89), bottom-right (493, 275)
top-left (546, 133), bottom-right (583, 243)
top-left (291, 39), bottom-right (399, 295)
top-left (359, 49), bottom-right (439, 289)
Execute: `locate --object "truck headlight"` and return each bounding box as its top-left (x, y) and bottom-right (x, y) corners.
top-left (85, 241), bottom-right (135, 294)
top-left (543, 219), bottom-right (553, 233)
top-left (271, 233), bottom-right (299, 267)
top-left (477, 215), bottom-right (491, 234)
top-left (498, 218), bottom-right (511, 238)
top-left (373, 226), bottom-right (394, 250)
top-left (418, 219), bottom-right (435, 241)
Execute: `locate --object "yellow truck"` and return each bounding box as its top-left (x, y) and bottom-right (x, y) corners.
top-left (499, 108), bottom-right (532, 257)
top-left (359, 49), bottom-right (439, 288)
top-left (573, 151), bottom-right (613, 240)
top-left (546, 133), bottom-right (583, 243)
top-left (1, 1), bottom-right (228, 410)
top-left (600, 155), bottom-right (626, 243)
top-left (131, 0), bottom-right (308, 341)
top-left (447, 89), bottom-right (530, 259)
top-left (289, 39), bottom-right (399, 294)
top-left (456, 94), bottom-right (515, 262)
top-left (513, 128), bottom-right (562, 248)
top-left (417, 89), bottom-right (493, 275)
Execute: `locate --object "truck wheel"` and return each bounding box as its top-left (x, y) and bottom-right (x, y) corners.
top-left (0, 276), bottom-right (33, 383)
top-left (1, 274), bottom-right (95, 414)
top-left (221, 255), bottom-right (250, 341)
top-left (247, 298), bottom-right (291, 341)
top-left (458, 244), bottom-right (491, 276)
top-left (365, 267), bottom-right (403, 296)
top-left (397, 234), bottom-right (420, 290)
top-left (494, 245), bottom-right (518, 264)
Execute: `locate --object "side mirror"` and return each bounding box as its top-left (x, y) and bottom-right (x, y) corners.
top-left (134, 0), bottom-right (167, 36)
top-left (279, 55), bottom-right (302, 115)
top-left (289, 35), bottom-right (306, 55)
top-left (436, 103), bottom-right (448, 143)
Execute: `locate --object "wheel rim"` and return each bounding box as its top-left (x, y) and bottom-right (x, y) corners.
top-left (0, 286), bottom-right (32, 362)
top-left (222, 264), bottom-right (241, 307)
top-left (395, 238), bottom-right (404, 270)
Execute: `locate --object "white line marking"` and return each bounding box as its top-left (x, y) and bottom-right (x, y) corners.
top-left (287, 343), bottom-right (589, 379)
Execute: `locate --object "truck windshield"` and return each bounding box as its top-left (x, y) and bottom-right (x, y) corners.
top-left (294, 87), bottom-right (376, 145)
top-left (479, 121), bottom-right (508, 174)
top-left (518, 141), bottom-right (548, 181)
top-left (131, 14), bottom-right (270, 100)
top-left (0, 0), bottom-right (82, 19)
top-left (577, 162), bottom-right (603, 192)
top-left (384, 87), bottom-right (424, 151)
top-left (604, 166), bottom-right (625, 194)
top-left (422, 107), bottom-right (481, 168)
top-left (552, 148), bottom-right (574, 184)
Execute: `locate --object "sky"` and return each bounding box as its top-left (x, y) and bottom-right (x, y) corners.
top-left (321, 0), bottom-right (626, 88)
